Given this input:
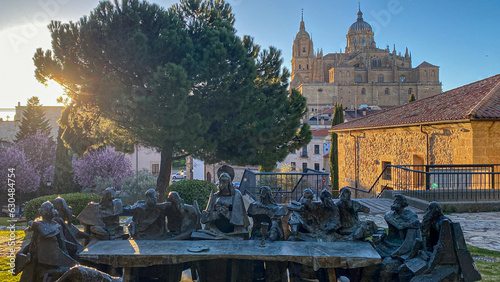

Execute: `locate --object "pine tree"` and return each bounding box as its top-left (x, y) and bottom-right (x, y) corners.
top-left (329, 102), bottom-right (344, 192)
top-left (34, 0), bottom-right (310, 201)
top-left (409, 92), bottom-right (416, 103)
top-left (15, 96), bottom-right (52, 141)
top-left (53, 126), bottom-right (80, 194)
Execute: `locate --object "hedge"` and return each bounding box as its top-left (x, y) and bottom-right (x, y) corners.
top-left (166, 180), bottom-right (217, 211)
top-left (25, 192), bottom-right (101, 222)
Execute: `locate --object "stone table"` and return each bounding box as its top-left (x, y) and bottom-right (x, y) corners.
top-left (79, 240), bottom-right (381, 281)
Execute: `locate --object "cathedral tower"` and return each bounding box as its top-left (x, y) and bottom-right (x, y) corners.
top-left (291, 12), bottom-right (315, 88)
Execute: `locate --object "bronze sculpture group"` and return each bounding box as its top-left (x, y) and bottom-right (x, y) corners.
top-left (15, 165), bottom-right (481, 282)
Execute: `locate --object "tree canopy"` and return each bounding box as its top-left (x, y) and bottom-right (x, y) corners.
top-left (34, 0), bottom-right (310, 200)
top-left (15, 96), bottom-right (52, 142)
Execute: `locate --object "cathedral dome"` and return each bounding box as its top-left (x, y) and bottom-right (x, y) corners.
top-left (348, 10), bottom-right (372, 33)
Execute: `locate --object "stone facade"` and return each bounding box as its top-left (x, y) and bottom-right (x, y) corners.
top-left (336, 123), bottom-right (475, 192)
top-left (291, 10), bottom-right (441, 110)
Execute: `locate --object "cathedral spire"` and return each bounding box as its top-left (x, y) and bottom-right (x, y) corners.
top-left (300, 8), bottom-right (305, 31)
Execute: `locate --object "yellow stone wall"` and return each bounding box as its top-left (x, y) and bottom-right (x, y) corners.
top-left (472, 121), bottom-right (500, 164)
top-left (336, 122), bottom-right (476, 194)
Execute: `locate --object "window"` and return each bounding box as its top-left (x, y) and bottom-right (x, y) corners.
top-left (314, 145), bottom-right (320, 154)
top-left (307, 64), bottom-right (309, 70)
top-left (291, 150), bottom-right (296, 154)
top-left (400, 75), bottom-right (406, 82)
top-left (291, 162), bottom-right (296, 171)
top-left (362, 38), bottom-right (366, 46)
top-left (361, 88), bottom-right (366, 95)
top-left (378, 74), bottom-right (384, 82)
top-left (385, 88), bottom-right (389, 95)
top-left (369, 38), bottom-right (372, 45)
top-left (299, 64), bottom-right (301, 70)
top-left (382, 161), bottom-right (392, 180)
top-left (353, 38), bottom-right (357, 46)
top-left (302, 162), bottom-right (308, 172)
top-left (301, 146), bottom-right (308, 157)
top-left (151, 163), bottom-right (160, 175)
top-left (356, 75), bottom-right (362, 83)
top-left (408, 88), bottom-right (413, 95)
top-left (303, 47), bottom-right (306, 52)
top-left (314, 163), bottom-right (320, 170)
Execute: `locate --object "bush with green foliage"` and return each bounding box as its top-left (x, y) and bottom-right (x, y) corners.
top-left (81, 176), bottom-right (114, 196)
top-left (25, 192), bottom-right (100, 222)
top-left (167, 180), bottom-right (217, 211)
top-left (120, 169), bottom-right (157, 205)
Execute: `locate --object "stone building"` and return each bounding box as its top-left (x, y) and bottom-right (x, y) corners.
top-left (291, 9), bottom-right (442, 110)
top-left (330, 74), bottom-right (500, 193)
top-left (278, 129), bottom-right (330, 173)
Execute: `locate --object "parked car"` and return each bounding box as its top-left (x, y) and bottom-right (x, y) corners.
top-left (172, 171), bottom-right (186, 179)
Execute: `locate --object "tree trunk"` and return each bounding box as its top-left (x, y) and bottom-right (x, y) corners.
top-left (156, 142), bottom-right (173, 202)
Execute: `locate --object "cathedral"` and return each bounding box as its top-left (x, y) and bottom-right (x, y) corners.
top-left (291, 9), bottom-right (442, 110)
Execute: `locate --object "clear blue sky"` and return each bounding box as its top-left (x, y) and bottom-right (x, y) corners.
top-left (1, 0), bottom-right (499, 119)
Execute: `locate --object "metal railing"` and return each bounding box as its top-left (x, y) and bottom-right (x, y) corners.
top-left (239, 168), bottom-right (330, 204)
top-left (366, 164), bottom-right (500, 202)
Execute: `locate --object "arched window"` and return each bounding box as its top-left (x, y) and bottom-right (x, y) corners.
top-left (361, 88), bottom-right (366, 95)
top-left (362, 38), bottom-right (366, 46)
top-left (378, 74), bottom-right (384, 82)
top-left (353, 38), bottom-right (357, 46)
top-left (408, 88), bottom-right (413, 95)
top-left (369, 38), bottom-right (372, 45)
top-left (385, 88), bottom-right (389, 95)
top-left (356, 75), bottom-right (362, 83)
top-left (400, 75), bottom-right (406, 82)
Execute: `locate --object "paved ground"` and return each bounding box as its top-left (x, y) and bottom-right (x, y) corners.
top-left (358, 198), bottom-right (500, 251)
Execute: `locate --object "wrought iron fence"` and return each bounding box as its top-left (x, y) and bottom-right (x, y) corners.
top-left (239, 168), bottom-right (330, 204)
top-left (368, 164), bottom-right (500, 202)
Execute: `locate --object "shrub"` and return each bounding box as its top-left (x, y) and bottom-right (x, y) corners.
top-left (81, 176), bottom-right (114, 196)
top-left (167, 180), bottom-right (217, 211)
top-left (119, 169), bottom-right (157, 205)
top-left (25, 192), bottom-right (100, 222)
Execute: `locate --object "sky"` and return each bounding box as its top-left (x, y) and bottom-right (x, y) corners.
top-left (1, 0), bottom-right (499, 120)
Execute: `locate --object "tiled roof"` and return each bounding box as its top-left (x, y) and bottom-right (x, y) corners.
top-left (416, 61), bottom-right (438, 68)
top-left (312, 129), bottom-right (330, 137)
top-left (331, 74), bottom-right (500, 131)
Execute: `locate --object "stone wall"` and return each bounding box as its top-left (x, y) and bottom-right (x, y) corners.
top-left (336, 123), bottom-right (475, 194)
top-left (472, 121), bottom-right (500, 164)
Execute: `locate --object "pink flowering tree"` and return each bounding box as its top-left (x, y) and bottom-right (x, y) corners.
top-left (0, 148), bottom-right (41, 193)
top-left (73, 147), bottom-right (133, 188)
top-left (13, 132), bottom-right (56, 185)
